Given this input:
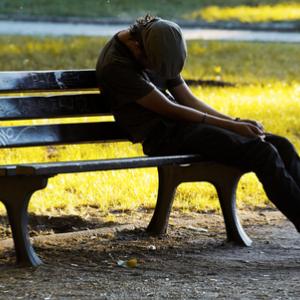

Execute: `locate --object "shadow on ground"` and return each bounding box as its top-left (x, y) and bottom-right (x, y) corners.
top-left (0, 209), bottom-right (299, 299)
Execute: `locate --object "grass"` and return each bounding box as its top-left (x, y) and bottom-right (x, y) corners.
top-left (187, 3), bottom-right (300, 22)
top-left (184, 41), bottom-right (300, 84)
top-left (1, 83), bottom-right (299, 216)
top-left (0, 35), bottom-right (299, 216)
top-left (1, 0), bottom-right (300, 22)
top-left (1, 36), bottom-right (299, 84)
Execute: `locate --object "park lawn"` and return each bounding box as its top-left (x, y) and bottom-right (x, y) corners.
top-left (1, 36), bottom-right (299, 84)
top-left (1, 83), bottom-right (299, 216)
top-left (0, 36), bottom-right (299, 216)
top-left (1, 0), bottom-right (300, 22)
top-left (188, 3), bottom-right (300, 22)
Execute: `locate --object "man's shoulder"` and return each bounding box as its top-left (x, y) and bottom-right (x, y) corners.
top-left (96, 61), bottom-right (142, 86)
top-left (97, 35), bottom-right (136, 69)
top-left (96, 46), bottom-right (144, 85)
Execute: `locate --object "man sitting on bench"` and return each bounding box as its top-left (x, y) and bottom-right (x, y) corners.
top-left (96, 15), bottom-right (300, 233)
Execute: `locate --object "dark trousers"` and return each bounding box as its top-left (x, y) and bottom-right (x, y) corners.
top-left (143, 122), bottom-right (300, 231)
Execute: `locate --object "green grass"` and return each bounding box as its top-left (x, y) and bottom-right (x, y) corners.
top-left (1, 83), bottom-right (299, 215)
top-left (187, 3), bottom-right (300, 22)
top-left (184, 41), bottom-right (300, 84)
top-left (1, 0), bottom-right (300, 22)
top-left (1, 36), bottom-right (299, 84)
top-left (0, 36), bottom-right (300, 216)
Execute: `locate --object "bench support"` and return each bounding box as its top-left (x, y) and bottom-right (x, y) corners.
top-left (0, 176), bottom-right (49, 267)
top-left (146, 165), bottom-right (178, 235)
top-left (147, 162), bottom-right (252, 246)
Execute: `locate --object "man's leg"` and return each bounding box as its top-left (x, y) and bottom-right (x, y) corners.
top-left (265, 134), bottom-right (300, 188)
top-left (153, 123), bottom-right (300, 232)
top-left (239, 138), bottom-right (300, 231)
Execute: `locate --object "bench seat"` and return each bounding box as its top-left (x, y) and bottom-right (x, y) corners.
top-left (1, 154), bottom-right (203, 176)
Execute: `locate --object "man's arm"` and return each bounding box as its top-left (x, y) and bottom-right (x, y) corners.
top-left (169, 81), bottom-right (234, 120)
top-left (137, 88), bottom-right (264, 138)
top-left (169, 81), bottom-right (264, 130)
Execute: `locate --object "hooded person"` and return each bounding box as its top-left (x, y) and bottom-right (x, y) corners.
top-left (96, 15), bottom-right (189, 147)
top-left (96, 15), bottom-right (300, 234)
top-left (139, 18), bottom-right (187, 79)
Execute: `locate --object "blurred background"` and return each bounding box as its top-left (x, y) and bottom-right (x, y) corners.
top-left (0, 0), bottom-right (299, 220)
top-left (1, 0), bottom-right (300, 26)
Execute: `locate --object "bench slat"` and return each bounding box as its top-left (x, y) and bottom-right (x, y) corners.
top-left (0, 70), bottom-right (96, 92)
top-left (0, 69), bottom-right (225, 93)
top-left (0, 122), bottom-right (127, 148)
top-left (0, 94), bottom-right (110, 120)
top-left (5, 155), bottom-right (203, 176)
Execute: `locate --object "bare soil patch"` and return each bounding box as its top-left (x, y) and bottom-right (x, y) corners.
top-left (0, 209), bottom-right (299, 299)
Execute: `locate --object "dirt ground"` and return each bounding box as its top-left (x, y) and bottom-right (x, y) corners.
top-left (0, 208), bottom-right (299, 300)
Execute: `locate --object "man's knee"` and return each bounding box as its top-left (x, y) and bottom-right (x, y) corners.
top-left (266, 134), bottom-right (296, 154)
top-left (246, 138), bottom-right (278, 156)
top-left (257, 141), bottom-right (280, 160)
top-left (244, 139), bottom-right (281, 171)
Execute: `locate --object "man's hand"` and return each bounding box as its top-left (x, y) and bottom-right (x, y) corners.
top-left (230, 121), bottom-right (265, 139)
top-left (236, 118), bottom-right (264, 131)
top-left (136, 88), bottom-right (266, 140)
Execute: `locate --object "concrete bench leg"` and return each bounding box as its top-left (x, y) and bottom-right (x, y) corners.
top-left (147, 166), bottom-right (179, 235)
top-left (147, 162), bottom-right (252, 246)
top-left (215, 176), bottom-right (252, 246)
top-left (0, 176), bottom-right (49, 267)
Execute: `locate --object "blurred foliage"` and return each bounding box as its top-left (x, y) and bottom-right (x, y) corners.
top-left (189, 3), bottom-right (300, 22)
top-left (1, 0), bottom-right (300, 21)
top-left (184, 40), bottom-right (300, 84)
top-left (0, 36), bottom-right (299, 85)
top-left (0, 36), bottom-right (107, 71)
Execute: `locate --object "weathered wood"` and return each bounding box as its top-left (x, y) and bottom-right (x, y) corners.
top-left (0, 93), bottom-right (110, 120)
top-left (0, 69), bottom-right (235, 93)
top-left (0, 70), bottom-right (96, 92)
top-left (0, 122), bottom-right (127, 148)
top-left (9, 155), bottom-right (203, 176)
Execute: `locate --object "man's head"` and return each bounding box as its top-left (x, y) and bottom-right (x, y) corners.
top-left (129, 15), bottom-right (187, 79)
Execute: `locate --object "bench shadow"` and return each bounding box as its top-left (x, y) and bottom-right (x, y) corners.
top-left (0, 213), bottom-right (125, 268)
top-left (0, 213), bottom-right (122, 238)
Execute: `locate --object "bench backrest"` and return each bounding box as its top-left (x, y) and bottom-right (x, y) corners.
top-left (0, 70), bottom-right (128, 148)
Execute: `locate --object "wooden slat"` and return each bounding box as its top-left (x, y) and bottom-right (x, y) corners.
top-left (11, 155), bottom-right (203, 176)
top-left (185, 79), bottom-right (235, 87)
top-left (0, 122), bottom-right (127, 148)
top-left (0, 93), bottom-right (111, 120)
top-left (0, 70), bottom-right (96, 92)
top-left (0, 68), bottom-right (232, 94)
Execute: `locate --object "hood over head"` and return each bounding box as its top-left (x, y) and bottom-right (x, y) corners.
top-left (141, 18), bottom-right (187, 79)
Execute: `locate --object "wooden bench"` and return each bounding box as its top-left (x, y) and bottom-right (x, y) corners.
top-left (0, 70), bottom-right (251, 267)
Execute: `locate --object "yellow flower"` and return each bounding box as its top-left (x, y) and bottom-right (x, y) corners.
top-left (214, 66), bottom-right (222, 74)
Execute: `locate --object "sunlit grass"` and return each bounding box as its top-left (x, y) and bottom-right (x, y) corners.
top-left (188, 3), bottom-right (300, 23)
top-left (0, 36), bottom-right (299, 216)
top-left (1, 36), bottom-right (299, 85)
top-left (0, 36), bottom-right (107, 71)
top-left (184, 41), bottom-right (300, 84)
top-left (1, 83), bottom-right (299, 216)
top-left (194, 83), bottom-right (300, 146)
